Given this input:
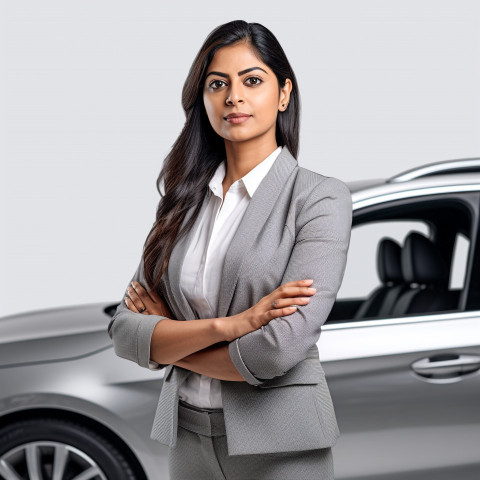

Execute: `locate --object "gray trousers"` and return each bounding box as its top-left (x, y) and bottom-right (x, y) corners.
top-left (168, 400), bottom-right (335, 480)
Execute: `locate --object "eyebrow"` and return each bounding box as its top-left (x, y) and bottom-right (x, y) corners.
top-left (205, 66), bottom-right (268, 80)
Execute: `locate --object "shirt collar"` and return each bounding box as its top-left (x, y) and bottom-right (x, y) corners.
top-left (208, 146), bottom-right (282, 199)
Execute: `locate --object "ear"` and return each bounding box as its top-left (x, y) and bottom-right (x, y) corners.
top-left (278, 78), bottom-right (293, 112)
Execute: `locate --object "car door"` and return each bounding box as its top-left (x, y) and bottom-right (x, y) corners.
top-left (318, 190), bottom-right (480, 480)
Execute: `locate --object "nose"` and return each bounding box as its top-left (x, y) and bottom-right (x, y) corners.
top-left (226, 80), bottom-right (245, 105)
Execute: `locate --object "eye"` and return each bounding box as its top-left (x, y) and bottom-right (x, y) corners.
top-left (245, 76), bottom-right (263, 86)
top-left (208, 79), bottom-right (227, 90)
top-left (207, 76), bottom-right (264, 90)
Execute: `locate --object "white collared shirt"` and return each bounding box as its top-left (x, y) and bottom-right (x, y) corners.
top-left (176, 146), bottom-right (282, 408)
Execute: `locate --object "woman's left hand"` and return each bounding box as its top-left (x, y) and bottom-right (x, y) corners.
top-left (125, 281), bottom-right (175, 318)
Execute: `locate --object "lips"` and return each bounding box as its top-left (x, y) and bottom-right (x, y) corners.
top-left (225, 113), bottom-right (251, 119)
top-left (224, 113), bottom-right (252, 124)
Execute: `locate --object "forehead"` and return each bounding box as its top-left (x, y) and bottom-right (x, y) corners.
top-left (207, 43), bottom-right (269, 72)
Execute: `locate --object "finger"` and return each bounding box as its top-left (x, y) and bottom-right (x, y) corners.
top-left (126, 285), bottom-right (142, 303)
top-left (126, 286), bottom-right (146, 312)
top-left (269, 305), bottom-right (298, 319)
top-left (125, 296), bottom-right (140, 313)
top-left (281, 279), bottom-right (314, 288)
top-left (280, 285), bottom-right (317, 298)
top-left (270, 297), bottom-right (311, 309)
top-left (132, 281), bottom-right (158, 304)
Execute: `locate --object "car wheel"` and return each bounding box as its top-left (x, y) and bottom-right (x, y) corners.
top-left (0, 417), bottom-right (138, 480)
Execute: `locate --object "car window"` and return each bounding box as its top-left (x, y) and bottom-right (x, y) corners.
top-left (337, 220), bottom-right (430, 299)
top-left (331, 194), bottom-right (475, 322)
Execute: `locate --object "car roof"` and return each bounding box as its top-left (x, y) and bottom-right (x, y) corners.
top-left (345, 157), bottom-right (480, 208)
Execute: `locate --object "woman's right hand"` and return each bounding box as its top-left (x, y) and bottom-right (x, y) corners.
top-left (221, 279), bottom-right (317, 342)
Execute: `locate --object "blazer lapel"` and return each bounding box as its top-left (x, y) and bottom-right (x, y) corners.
top-left (217, 146), bottom-right (298, 318)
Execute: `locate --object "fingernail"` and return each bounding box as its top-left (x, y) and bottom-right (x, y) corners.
top-left (308, 287), bottom-right (317, 292)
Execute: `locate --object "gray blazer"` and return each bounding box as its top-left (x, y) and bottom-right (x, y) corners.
top-left (107, 146), bottom-right (352, 456)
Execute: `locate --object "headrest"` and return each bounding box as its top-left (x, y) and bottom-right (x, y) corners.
top-left (401, 232), bottom-right (449, 285)
top-left (377, 238), bottom-right (403, 284)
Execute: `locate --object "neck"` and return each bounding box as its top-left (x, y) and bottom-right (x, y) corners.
top-left (223, 139), bottom-right (278, 189)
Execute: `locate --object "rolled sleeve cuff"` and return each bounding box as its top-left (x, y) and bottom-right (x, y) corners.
top-left (148, 360), bottom-right (167, 370)
top-left (228, 338), bottom-right (266, 386)
top-left (137, 315), bottom-right (168, 370)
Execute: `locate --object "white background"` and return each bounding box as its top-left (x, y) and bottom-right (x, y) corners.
top-left (1, 0), bottom-right (479, 317)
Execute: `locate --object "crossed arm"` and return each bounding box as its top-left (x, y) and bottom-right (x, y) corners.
top-left (108, 260), bottom-right (247, 381)
top-left (108, 177), bottom-right (352, 385)
top-left (172, 343), bottom-right (245, 382)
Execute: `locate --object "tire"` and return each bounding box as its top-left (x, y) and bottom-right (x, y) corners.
top-left (0, 417), bottom-right (138, 480)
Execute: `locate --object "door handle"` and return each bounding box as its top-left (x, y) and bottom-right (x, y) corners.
top-left (411, 353), bottom-right (480, 378)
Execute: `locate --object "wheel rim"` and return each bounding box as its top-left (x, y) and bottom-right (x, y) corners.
top-left (0, 441), bottom-right (108, 480)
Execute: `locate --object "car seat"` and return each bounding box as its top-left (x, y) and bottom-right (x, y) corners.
top-left (390, 231), bottom-right (460, 316)
top-left (353, 238), bottom-right (409, 319)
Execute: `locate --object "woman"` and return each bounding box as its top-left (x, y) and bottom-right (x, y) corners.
top-left (108, 20), bottom-right (352, 480)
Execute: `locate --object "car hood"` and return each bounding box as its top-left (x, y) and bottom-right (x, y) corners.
top-left (0, 303), bottom-right (114, 367)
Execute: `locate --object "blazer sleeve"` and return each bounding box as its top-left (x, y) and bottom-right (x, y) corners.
top-left (228, 176), bottom-right (352, 386)
top-left (107, 256), bottom-right (170, 371)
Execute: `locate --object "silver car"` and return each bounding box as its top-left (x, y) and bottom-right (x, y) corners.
top-left (1, 158), bottom-right (479, 480)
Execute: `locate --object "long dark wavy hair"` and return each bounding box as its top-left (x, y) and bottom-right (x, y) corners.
top-left (142, 20), bottom-right (301, 295)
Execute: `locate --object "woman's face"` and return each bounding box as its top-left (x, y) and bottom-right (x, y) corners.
top-left (203, 42), bottom-right (291, 146)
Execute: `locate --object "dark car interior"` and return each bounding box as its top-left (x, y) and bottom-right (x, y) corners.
top-left (328, 194), bottom-right (476, 323)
